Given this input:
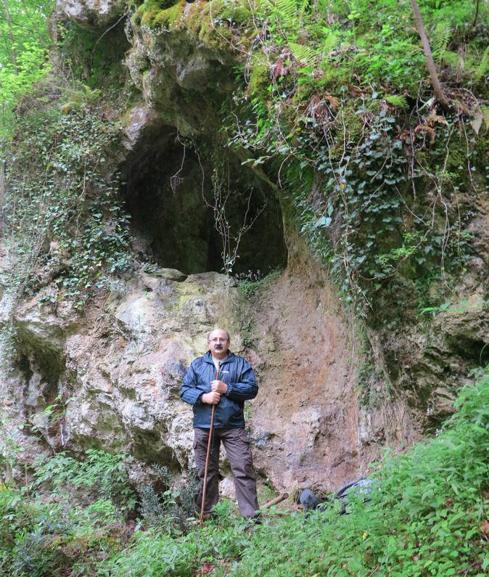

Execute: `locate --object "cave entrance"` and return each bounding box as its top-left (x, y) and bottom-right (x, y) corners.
top-left (123, 127), bottom-right (287, 276)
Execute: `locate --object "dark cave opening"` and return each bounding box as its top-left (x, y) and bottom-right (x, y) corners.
top-left (122, 127), bottom-right (287, 276)
top-left (447, 336), bottom-right (489, 367)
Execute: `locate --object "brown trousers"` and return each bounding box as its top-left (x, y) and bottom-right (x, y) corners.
top-left (194, 427), bottom-right (259, 518)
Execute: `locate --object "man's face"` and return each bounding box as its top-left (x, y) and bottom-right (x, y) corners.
top-left (208, 329), bottom-right (230, 358)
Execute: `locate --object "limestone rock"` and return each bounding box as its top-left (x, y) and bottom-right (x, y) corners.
top-left (56, 0), bottom-right (126, 27)
top-left (10, 267), bottom-right (244, 476)
top-left (123, 105), bottom-right (159, 152)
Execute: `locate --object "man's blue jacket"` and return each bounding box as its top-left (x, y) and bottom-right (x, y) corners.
top-left (180, 351), bottom-right (258, 429)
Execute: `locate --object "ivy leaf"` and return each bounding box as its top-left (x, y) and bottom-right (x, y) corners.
top-left (314, 216), bottom-right (332, 229)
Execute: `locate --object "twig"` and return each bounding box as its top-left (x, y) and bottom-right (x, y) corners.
top-left (262, 492), bottom-right (289, 509)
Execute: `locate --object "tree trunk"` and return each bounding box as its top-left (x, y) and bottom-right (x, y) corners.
top-left (410, 0), bottom-right (450, 109)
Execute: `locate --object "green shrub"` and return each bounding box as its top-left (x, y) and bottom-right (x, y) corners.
top-left (33, 449), bottom-right (136, 512)
top-left (230, 375), bottom-right (489, 577)
top-left (139, 468), bottom-right (200, 534)
top-left (99, 501), bottom-right (251, 577)
top-left (0, 487), bottom-right (124, 577)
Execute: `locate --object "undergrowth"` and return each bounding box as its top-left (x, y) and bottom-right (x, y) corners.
top-left (1, 374), bottom-right (488, 576)
top-left (231, 374), bottom-right (489, 577)
top-left (3, 83), bottom-right (131, 310)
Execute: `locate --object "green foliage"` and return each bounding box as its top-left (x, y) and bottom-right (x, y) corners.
top-left (139, 467), bottom-right (200, 534)
top-left (475, 47), bottom-right (489, 82)
top-left (0, 0), bottom-right (53, 138)
top-left (0, 491), bottom-right (125, 577)
top-left (196, 0), bottom-right (485, 319)
top-left (3, 89), bottom-right (131, 309)
top-left (230, 374), bottom-right (489, 577)
top-left (33, 449), bottom-right (136, 511)
top-left (1, 376), bottom-right (489, 577)
top-left (384, 94), bottom-right (409, 108)
top-left (57, 18), bottom-right (129, 88)
top-left (98, 500), bottom-right (251, 577)
top-left (0, 449), bottom-right (135, 577)
top-left (228, 77), bottom-right (481, 318)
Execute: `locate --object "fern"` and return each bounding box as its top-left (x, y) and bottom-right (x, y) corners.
top-left (431, 21), bottom-right (451, 64)
top-left (322, 30), bottom-right (338, 55)
top-left (268, 0), bottom-right (298, 18)
top-left (265, 0), bottom-right (300, 28)
top-left (482, 106), bottom-right (489, 129)
top-left (385, 94), bottom-right (408, 109)
top-left (441, 50), bottom-right (460, 67)
top-left (288, 42), bottom-right (319, 65)
top-left (475, 47), bottom-right (489, 81)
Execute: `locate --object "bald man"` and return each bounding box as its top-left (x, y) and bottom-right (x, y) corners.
top-left (180, 329), bottom-right (259, 519)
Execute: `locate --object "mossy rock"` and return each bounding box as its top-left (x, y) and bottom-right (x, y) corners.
top-left (247, 53), bottom-right (270, 98)
top-left (153, 1), bottom-right (185, 27)
top-left (207, 0), bottom-right (252, 24)
top-left (134, 0), bottom-right (185, 28)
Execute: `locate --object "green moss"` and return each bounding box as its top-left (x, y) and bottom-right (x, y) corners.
top-left (153, 1), bottom-right (185, 27)
top-left (134, 0), bottom-right (184, 28)
top-left (139, 9), bottom-right (157, 26)
top-left (58, 21), bottom-right (129, 89)
top-left (133, 0), bottom-right (250, 34)
top-left (247, 53), bottom-right (270, 99)
top-left (208, 0), bottom-right (252, 24)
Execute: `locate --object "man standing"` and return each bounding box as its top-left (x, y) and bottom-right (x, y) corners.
top-left (180, 328), bottom-right (259, 519)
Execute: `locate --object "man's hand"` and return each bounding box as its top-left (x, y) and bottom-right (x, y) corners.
top-left (211, 380), bottom-right (228, 394)
top-left (201, 391), bottom-right (221, 405)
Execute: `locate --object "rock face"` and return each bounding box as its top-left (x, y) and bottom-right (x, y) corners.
top-left (56, 0), bottom-right (126, 26)
top-left (249, 241), bottom-right (419, 492)
top-left (4, 0), bottom-right (489, 500)
top-left (8, 268), bottom-right (247, 473)
top-left (4, 257), bottom-right (418, 495)
top-left (1, 240), bottom-right (416, 495)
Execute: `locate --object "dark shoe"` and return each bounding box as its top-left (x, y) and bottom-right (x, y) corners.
top-left (244, 513), bottom-right (262, 526)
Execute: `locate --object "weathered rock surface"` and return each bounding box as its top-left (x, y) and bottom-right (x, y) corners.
top-left (56, 0), bottom-right (126, 26)
top-left (249, 242), bottom-right (420, 492)
top-left (4, 259), bottom-right (419, 495)
top-left (9, 269), bottom-right (246, 471)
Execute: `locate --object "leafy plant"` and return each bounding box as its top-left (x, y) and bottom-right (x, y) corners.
top-left (139, 468), bottom-right (200, 534)
top-left (33, 449), bottom-right (136, 512)
top-left (230, 374), bottom-right (489, 577)
top-left (0, 0), bottom-right (53, 138)
top-left (3, 90), bottom-right (131, 312)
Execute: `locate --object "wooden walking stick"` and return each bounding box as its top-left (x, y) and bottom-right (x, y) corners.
top-left (200, 361), bottom-right (220, 524)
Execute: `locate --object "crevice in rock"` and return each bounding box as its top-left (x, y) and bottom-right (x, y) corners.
top-left (15, 334), bottom-right (64, 407)
top-left (122, 127), bottom-right (287, 275)
top-left (132, 429), bottom-right (182, 472)
top-left (447, 335), bottom-right (489, 366)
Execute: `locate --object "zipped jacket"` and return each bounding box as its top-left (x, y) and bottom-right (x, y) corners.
top-left (180, 351), bottom-right (258, 429)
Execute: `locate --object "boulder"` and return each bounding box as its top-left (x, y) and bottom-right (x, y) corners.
top-left (56, 0), bottom-right (126, 27)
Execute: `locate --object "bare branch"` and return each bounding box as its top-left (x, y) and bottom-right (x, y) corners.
top-left (410, 0), bottom-right (450, 110)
